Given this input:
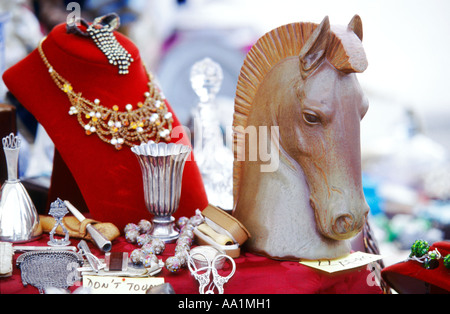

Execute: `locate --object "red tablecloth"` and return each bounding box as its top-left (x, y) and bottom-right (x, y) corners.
top-left (0, 234), bottom-right (382, 294)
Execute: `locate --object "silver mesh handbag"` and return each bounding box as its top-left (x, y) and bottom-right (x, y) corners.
top-left (16, 251), bottom-right (83, 293)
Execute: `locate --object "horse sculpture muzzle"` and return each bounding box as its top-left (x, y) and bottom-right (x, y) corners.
top-left (310, 190), bottom-right (369, 241)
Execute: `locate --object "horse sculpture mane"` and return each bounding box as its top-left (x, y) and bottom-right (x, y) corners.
top-left (232, 16), bottom-right (370, 260)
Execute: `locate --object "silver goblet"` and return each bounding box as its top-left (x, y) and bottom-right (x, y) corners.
top-left (131, 142), bottom-right (191, 243)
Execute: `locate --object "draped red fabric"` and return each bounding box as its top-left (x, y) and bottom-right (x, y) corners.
top-left (3, 23), bottom-right (208, 230)
top-left (0, 234), bottom-right (382, 294)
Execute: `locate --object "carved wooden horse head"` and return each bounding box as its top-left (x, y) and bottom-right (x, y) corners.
top-left (232, 16), bottom-right (370, 260)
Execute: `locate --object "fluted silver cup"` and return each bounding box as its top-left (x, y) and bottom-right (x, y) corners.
top-left (0, 133), bottom-right (42, 242)
top-left (131, 142), bottom-right (191, 242)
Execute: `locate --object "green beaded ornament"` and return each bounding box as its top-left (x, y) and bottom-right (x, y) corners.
top-left (444, 254), bottom-right (450, 270)
top-left (424, 250), bottom-right (440, 269)
top-left (410, 240), bottom-right (430, 258)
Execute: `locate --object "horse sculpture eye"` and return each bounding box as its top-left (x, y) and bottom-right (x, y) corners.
top-left (303, 112), bottom-right (320, 125)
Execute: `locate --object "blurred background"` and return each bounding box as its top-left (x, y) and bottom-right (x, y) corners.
top-left (0, 0), bottom-right (449, 269)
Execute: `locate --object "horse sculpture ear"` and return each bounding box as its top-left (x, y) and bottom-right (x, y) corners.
top-left (348, 14), bottom-right (363, 41)
top-left (299, 16), bottom-right (330, 79)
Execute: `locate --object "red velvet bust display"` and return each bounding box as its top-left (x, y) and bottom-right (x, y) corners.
top-left (3, 23), bottom-right (208, 230)
top-left (381, 241), bottom-right (450, 294)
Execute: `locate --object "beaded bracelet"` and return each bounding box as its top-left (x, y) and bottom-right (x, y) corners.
top-left (124, 210), bottom-right (204, 273)
top-left (408, 240), bottom-right (450, 270)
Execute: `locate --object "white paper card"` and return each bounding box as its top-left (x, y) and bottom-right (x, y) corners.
top-left (299, 251), bottom-right (383, 273)
top-left (83, 275), bottom-right (164, 294)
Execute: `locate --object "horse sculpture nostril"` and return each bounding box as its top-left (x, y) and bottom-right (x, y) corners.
top-left (333, 214), bottom-right (354, 236)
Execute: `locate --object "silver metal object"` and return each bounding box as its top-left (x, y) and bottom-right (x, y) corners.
top-left (47, 198), bottom-right (70, 246)
top-left (64, 200), bottom-right (112, 252)
top-left (189, 245), bottom-right (225, 269)
top-left (16, 250), bottom-right (83, 293)
top-left (77, 240), bottom-right (101, 272)
top-left (131, 142), bottom-right (191, 243)
top-left (188, 254), bottom-right (212, 294)
top-left (13, 245), bottom-right (77, 253)
top-left (0, 133), bottom-right (42, 242)
top-left (210, 255), bottom-right (235, 294)
top-left (188, 246), bottom-right (236, 294)
top-left (146, 282), bottom-right (175, 294)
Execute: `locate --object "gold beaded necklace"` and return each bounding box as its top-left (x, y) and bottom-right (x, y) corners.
top-left (38, 37), bottom-right (173, 150)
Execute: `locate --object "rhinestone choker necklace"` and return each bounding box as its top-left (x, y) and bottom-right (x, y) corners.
top-left (38, 37), bottom-right (173, 150)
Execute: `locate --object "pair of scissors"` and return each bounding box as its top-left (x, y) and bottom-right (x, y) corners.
top-left (188, 252), bottom-right (236, 294)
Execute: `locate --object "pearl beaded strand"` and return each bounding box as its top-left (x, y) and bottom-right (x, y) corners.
top-left (87, 23), bottom-right (133, 75)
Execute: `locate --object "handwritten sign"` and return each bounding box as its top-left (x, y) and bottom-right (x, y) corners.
top-left (299, 251), bottom-right (383, 273)
top-left (83, 275), bottom-right (164, 294)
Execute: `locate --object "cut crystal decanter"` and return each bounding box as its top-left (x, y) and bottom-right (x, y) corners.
top-left (190, 58), bottom-right (233, 210)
